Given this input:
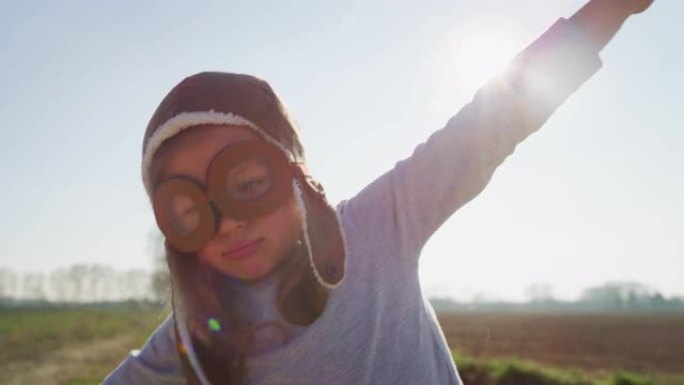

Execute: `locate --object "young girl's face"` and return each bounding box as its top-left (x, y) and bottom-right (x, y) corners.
top-left (153, 124), bottom-right (303, 282)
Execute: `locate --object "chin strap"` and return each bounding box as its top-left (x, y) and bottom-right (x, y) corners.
top-left (173, 320), bottom-right (202, 385)
top-left (172, 300), bottom-right (212, 385)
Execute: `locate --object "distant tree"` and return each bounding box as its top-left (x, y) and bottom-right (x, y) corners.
top-left (122, 269), bottom-right (156, 300)
top-left (578, 281), bottom-right (681, 311)
top-left (651, 292), bottom-right (667, 310)
top-left (67, 264), bottom-right (91, 302)
top-left (0, 268), bottom-right (18, 299)
top-left (670, 296), bottom-right (684, 309)
top-left (148, 228), bottom-right (170, 305)
top-left (86, 264), bottom-right (110, 301)
top-left (581, 283), bottom-right (624, 309)
top-left (99, 265), bottom-right (120, 301)
top-left (50, 268), bottom-right (72, 302)
top-left (525, 283), bottom-right (555, 303)
top-left (22, 273), bottom-right (47, 301)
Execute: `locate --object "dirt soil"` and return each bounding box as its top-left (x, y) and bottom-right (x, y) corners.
top-left (438, 312), bottom-right (684, 374)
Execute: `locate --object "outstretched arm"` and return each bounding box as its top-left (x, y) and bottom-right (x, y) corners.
top-left (569, 0), bottom-right (654, 51)
top-left (341, 1), bottom-right (655, 263)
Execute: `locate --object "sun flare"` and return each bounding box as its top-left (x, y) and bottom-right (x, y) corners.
top-left (441, 24), bottom-right (523, 93)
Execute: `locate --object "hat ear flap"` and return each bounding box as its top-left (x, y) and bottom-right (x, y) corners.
top-left (292, 176), bottom-right (346, 288)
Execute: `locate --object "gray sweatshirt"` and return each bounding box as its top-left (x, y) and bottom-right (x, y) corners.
top-left (104, 18), bottom-right (602, 385)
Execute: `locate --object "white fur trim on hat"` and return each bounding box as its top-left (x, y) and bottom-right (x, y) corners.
top-left (142, 110), bottom-right (295, 196)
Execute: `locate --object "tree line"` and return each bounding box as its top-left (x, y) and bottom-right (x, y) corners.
top-left (2, 264), bottom-right (682, 313)
top-left (0, 264), bottom-right (168, 304)
top-left (432, 281), bottom-right (684, 313)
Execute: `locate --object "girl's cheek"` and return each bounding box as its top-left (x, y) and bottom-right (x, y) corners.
top-left (196, 244), bottom-right (215, 262)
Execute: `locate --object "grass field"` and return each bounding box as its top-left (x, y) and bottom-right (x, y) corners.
top-left (1, 307), bottom-right (682, 384)
top-left (0, 306), bottom-right (166, 385)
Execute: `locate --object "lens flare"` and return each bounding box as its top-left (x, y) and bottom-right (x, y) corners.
top-left (207, 317), bottom-right (221, 332)
top-left (178, 343), bottom-right (187, 354)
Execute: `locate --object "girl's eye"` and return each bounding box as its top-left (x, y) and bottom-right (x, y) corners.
top-left (182, 206), bottom-right (198, 217)
top-left (168, 195), bottom-right (201, 235)
top-left (233, 178), bottom-right (270, 201)
top-left (226, 159), bottom-right (272, 201)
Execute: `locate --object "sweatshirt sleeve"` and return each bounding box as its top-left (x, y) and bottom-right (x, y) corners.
top-left (341, 18), bottom-right (602, 261)
top-left (102, 315), bottom-right (186, 385)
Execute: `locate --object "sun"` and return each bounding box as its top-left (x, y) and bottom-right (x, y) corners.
top-left (438, 23), bottom-right (523, 94)
top-left (458, 32), bottom-right (517, 78)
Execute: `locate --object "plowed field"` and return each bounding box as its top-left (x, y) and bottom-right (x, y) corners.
top-left (438, 312), bottom-right (684, 374)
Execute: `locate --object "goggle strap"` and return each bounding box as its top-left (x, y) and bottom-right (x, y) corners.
top-left (172, 296), bottom-right (212, 385)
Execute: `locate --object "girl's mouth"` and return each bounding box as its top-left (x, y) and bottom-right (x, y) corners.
top-left (222, 239), bottom-right (263, 260)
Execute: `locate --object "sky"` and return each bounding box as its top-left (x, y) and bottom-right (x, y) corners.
top-left (1, 0), bottom-right (681, 302)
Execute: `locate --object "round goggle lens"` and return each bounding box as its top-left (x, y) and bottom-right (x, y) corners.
top-left (225, 158), bottom-right (273, 202)
top-left (166, 194), bottom-right (201, 236)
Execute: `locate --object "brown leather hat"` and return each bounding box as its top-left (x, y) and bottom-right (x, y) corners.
top-left (141, 72), bottom-right (345, 289)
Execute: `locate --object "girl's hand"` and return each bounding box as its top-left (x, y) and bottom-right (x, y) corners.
top-left (622, 0), bottom-right (655, 15)
top-left (570, 0), bottom-right (655, 52)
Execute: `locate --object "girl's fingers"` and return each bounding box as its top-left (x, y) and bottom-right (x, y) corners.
top-left (627, 0), bottom-right (655, 15)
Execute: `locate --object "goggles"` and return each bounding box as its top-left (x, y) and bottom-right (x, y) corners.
top-left (152, 140), bottom-right (297, 252)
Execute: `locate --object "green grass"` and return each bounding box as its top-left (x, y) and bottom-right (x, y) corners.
top-left (453, 351), bottom-right (659, 385)
top-left (646, 372), bottom-right (684, 385)
top-left (0, 305), bottom-right (166, 364)
top-left (2, 307), bottom-right (681, 385)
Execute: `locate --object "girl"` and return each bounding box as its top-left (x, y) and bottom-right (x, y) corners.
top-left (104, 1), bottom-right (654, 384)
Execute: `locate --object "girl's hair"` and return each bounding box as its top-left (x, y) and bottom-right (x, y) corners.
top-left (144, 72), bottom-right (345, 384)
top-left (153, 160), bottom-right (329, 385)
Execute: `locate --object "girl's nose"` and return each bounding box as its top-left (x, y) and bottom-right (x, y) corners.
top-left (216, 214), bottom-right (247, 236)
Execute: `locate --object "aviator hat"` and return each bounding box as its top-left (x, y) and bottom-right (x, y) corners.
top-left (141, 72), bottom-right (346, 385)
top-left (141, 72), bottom-right (345, 289)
